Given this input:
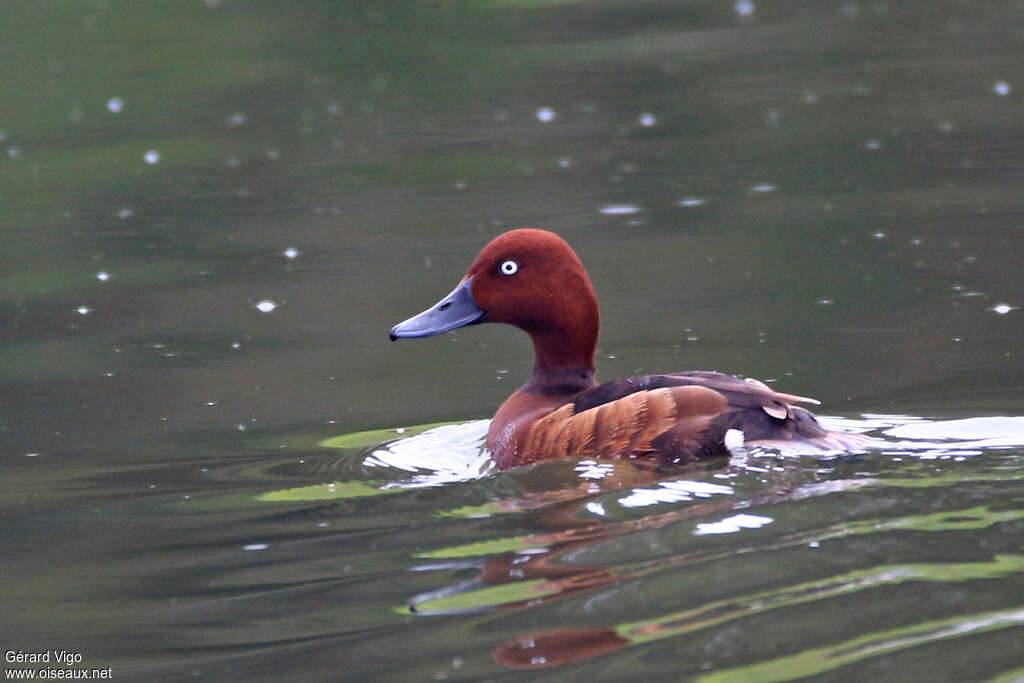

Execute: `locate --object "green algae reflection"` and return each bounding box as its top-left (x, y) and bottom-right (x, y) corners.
top-left (397, 579), bottom-right (562, 616)
top-left (257, 421), bottom-right (463, 503)
top-left (486, 554), bottom-right (1024, 670)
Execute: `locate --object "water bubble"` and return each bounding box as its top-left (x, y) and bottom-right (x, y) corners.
top-left (802, 90), bottom-right (819, 105)
top-left (8, 146), bottom-right (22, 158)
top-left (991, 304), bottom-right (1017, 315)
top-left (865, 138), bottom-right (882, 150)
top-left (106, 97), bottom-right (124, 113)
top-left (818, 298), bottom-right (834, 305)
top-left (557, 157), bottom-right (571, 168)
top-left (639, 112), bottom-right (656, 127)
top-left (454, 180), bottom-right (467, 190)
top-left (734, 0), bottom-right (755, 16)
top-left (243, 543), bottom-right (269, 551)
top-left (993, 81), bottom-right (1011, 96)
top-left (76, 306), bottom-right (92, 315)
top-left (266, 148), bottom-right (281, 161)
top-left (535, 106), bottom-right (556, 123)
top-left (282, 247), bottom-right (300, 259)
top-left (226, 111), bottom-right (247, 126)
top-left (326, 101), bottom-right (343, 115)
top-left (678, 197), bottom-right (706, 207)
top-left (938, 120), bottom-right (954, 133)
top-left (117, 207), bottom-right (135, 219)
top-left (599, 204), bottom-right (641, 215)
top-left (144, 150), bottom-right (160, 164)
top-left (255, 299), bottom-right (277, 313)
top-left (231, 342), bottom-right (241, 349)
top-left (96, 271), bottom-right (110, 281)
top-left (0, 131), bottom-right (5, 142)
top-left (750, 183), bottom-right (777, 193)
top-left (225, 156), bottom-right (241, 168)
top-left (873, 231), bottom-right (887, 239)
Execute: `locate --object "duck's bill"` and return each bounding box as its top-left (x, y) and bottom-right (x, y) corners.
top-left (390, 277), bottom-right (485, 340)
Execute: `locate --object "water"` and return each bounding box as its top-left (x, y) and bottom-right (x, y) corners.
top-left (2, 1), bottom-right (1023, 681)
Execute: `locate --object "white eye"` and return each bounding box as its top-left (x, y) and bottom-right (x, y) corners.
top-left (500, 259), bottom-right (518, 275)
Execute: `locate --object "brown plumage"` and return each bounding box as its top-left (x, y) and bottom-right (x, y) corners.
top-left (391, 229), bottom-right (870, 469)
top-left (496, 371), bottom-right (850, 469)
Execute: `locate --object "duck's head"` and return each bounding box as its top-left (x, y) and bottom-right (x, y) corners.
top-left (390, 229), bottom-right (599, 373)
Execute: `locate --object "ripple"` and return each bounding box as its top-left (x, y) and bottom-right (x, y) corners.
top-left (618, 480), bottom-right (733, 508)
top-left (363, 420), bottom-right (492, 488)
top-left (694, 513), bottom-right (773, 535)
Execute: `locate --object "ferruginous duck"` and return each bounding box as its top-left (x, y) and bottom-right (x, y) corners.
top-left (390, 229), bottom-right (865, 469)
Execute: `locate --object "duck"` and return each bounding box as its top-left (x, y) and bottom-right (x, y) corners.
top-left (390, 228), bottom-right (866, 469)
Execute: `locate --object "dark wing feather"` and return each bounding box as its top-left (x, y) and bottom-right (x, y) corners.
top-left (555, 371), bottom-right (865, 461)
top-left (572, 371), bottom-right (817, 416)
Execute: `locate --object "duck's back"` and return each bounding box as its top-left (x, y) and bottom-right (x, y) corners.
top-left (508, 371), bottom-right (864, 467)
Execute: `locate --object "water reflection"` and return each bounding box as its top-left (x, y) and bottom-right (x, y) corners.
top-left (239, 413), bottom-right (1024, 672)
top-left (3, 0), bottom-right (1024, 679)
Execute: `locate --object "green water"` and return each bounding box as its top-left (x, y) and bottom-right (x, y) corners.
top-left (2, 2), bottom-right (1023, 681)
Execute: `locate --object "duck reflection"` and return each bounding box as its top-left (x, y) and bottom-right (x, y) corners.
top-left (404, 462), bottom-right (888, 670)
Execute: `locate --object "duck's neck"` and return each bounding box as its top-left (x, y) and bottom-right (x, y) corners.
top-left (522, 329), bottom-right (598, 397)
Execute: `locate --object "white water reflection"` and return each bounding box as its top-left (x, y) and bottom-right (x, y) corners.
top-left (358, 414), bottom-right (1023, 492)
top-left (695, 513), bottom-right (773, 535)
top-left (364, 420), bottom-right (493, 488)
top-left (619, 480), bottom-right (734, 508)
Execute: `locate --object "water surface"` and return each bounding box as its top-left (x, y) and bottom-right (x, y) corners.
top-left (2, 1), bottom-right (1023, 681)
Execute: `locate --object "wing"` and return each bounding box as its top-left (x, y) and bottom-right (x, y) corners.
top-left (521, 384), bottom-right (732, 462)
top-left (520, 371), bottom-right (857, 463)
top-left (571, 371), bottom-right (818, 417)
